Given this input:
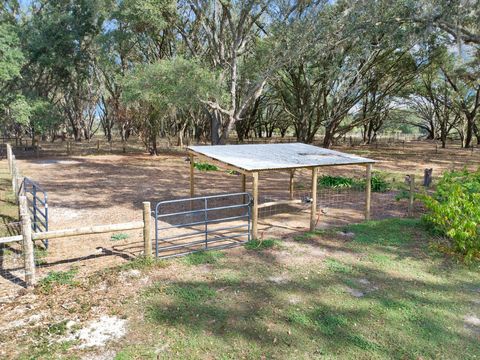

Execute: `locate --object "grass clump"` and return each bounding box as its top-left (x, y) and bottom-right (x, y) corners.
top-left (194, 162), bottom-right (218, 171)
top-left (38, 268), bottom-right (78, 293)
top-left (244, 238), bottom-right (280, 250)
top-left (325, 258), bottom-right (353, 274)
top-left (184, 250), bottom-right (225, 265)
top-left (111, 233), bottom-right (129, 241)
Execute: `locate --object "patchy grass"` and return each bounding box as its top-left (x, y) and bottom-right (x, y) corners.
top-left (244, 238), bottom-right (280, 250)
top-left (10, 218), bottom-right (480, 359)
top-left (37, 268), bottom-right (78, 293)
top-left (183, 250), bottom-right (225, 265)
top-left (118, 256), bottom-right (169, 271)
top-left (111, 233), bottom-right (129, 241)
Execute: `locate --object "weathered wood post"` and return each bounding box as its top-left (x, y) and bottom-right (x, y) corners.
top-left (6, 143), bottom-right (12, 174)
top-left (97, 140), bottom-right (100, 152)
top-left (20, 196), bottom-right (35, 287)
top-left (143, 201), bottom-right (152, 258)
top-left (365, 164), bottom-right (372, 220)
top-left (241, 173), bottom-right (247, 203)
top-left (310, 167), bottom-right (318, 231)
top-left (252, 172), bottom-right (259, 239)
top-left (11, 155), bottom-right (17, 197)
top-left (34, 139), bottom-right (39, 158)
top-left (66, 140), bottom-right (71, 155)
top-left (408, 174), bottom-right (415, 217)
top-left (289, 169), bottom-right (295, 200)
top-left (189, 154), bottom-right (195, 197)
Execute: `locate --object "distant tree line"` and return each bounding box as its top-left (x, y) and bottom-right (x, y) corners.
top-left (0, 0), bottom-right (479, 153)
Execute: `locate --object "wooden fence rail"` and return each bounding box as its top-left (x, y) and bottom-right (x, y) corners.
top-left (3, 143), bottom-right (154, 287)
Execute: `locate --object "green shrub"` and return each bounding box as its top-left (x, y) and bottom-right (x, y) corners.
top-left (194, 162), bottom-right (218, 171)
top-left (317, 174), bottom-right (389, 192)
top-left (318, 175), bottom-right (355, 189)
top-left (422, 168), bottom-right (480, 261)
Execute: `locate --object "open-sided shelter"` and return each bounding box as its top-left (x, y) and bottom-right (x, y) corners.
top-left (187, 143), bottom-right (376, 238)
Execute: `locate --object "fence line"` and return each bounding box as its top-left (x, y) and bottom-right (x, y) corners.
top-left (2, 143), bottom-right (151, 290)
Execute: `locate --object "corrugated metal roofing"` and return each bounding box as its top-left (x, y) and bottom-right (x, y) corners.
top-left (188, 143), bottom-right (375, 172)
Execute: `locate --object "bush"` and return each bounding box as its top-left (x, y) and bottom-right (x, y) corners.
top-left (422, 168), bottom-right (480, 261)
top-left (194, 162), bottom-right (218, 171)
top-left (317, 174), bottom-right (389, 192)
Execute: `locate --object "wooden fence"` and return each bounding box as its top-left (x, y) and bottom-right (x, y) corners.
top-left (2, 143), bottom-right (152, 288)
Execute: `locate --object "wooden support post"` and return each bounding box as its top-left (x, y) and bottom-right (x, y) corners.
top-left (34, 139), bottom-right (39, 158)
top-left (66, 140), bottom-right (71, 155)
top-left (365, 164), bottom-right (372, 220)
top-left (289, 169), bottom-right (295, 200)
top-left (252, 172), bottom-right (259, 239)
top-left (97, 140), bottom-right (100, 152)
top-left (241, 173), bottom-right (247, 203)
top-left (189, 154), bottom-right (195, 197)
top-left (143, 201), bottom-right (152, 258)
top-left (408, 174), bottom-right (415, 217)
top-left (20, 196), bottom-right (35, 287)
top-left (310, 167), bottom-right (318, 231)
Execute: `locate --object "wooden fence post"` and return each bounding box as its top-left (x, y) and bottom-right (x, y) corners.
top-left (34, 139), bottom-right (39, 158)
top-left (97, 140), bottom-right (100, 152)
top-left (20, 196), bottom-right (35, 287)
top-left (252, 172), bottom-right (259, 239)
top-left (408, 174), bottom-right (415, 217)
top-left (143, 201), bottom-right (152, 258)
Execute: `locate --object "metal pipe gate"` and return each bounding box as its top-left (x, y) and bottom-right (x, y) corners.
top-left (19, 177), bottom-right (49, 248)
top-left (154, 192), bottom-right (251, 258)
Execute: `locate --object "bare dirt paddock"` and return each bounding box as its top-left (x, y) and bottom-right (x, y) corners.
top-left (3, 140), bottom-right (479, 295)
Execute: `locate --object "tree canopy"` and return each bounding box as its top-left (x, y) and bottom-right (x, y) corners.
top-left (1, 0), bottom-right (479, 148)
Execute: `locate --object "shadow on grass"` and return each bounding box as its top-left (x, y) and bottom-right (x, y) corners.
top-left (138, 218), bottom-right (480, 358)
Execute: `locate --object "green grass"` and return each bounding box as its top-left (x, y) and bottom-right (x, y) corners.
top-left (244, 238), bottom-right (280, 250)
top-left (183, 250), bottom-right (225, 265)
top-left (15, 218), bottom-right (480, 359)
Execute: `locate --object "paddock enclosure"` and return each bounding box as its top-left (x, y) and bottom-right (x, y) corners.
top-left (1, 140), bottom-right (479, 296)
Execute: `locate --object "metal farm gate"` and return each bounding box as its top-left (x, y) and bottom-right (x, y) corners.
top-left (19, 177), bottom-right (49, 248)
top-left (154, 193), bottom-right (251, 258)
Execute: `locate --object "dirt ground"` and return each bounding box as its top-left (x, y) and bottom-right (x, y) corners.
top-left (1, 140), bottom-right (479, 297)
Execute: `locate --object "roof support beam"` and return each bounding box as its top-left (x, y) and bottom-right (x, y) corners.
top-left (310, 167), bottom-right (318, 231)
top-left (365, 163), bottom-right (372, 220)
top-left (252, 172), bottom-right (259, 239)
